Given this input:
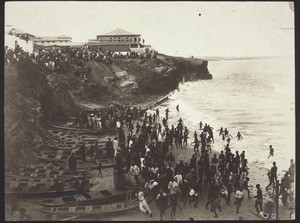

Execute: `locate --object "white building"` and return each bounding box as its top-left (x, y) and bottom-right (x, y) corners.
top-left (88, 28), bottom-right (156, 55)
top-left (31, 35), bottom-right (72, 46)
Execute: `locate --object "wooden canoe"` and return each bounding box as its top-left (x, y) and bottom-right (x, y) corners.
top-left (6, 170), bottom-right (84, 180)
top-left (49, 124), bottom-right (114, 135)
top-left (33, 153), bottom-right (116, 168)
top-left (36, 201), bottom-right (138, 220)
top-left (39, 188), bottom-right (128, 207)
top-left (5, 178), bottom-right (85, 196)
top-left (9, 163), bottom-right (88, 174)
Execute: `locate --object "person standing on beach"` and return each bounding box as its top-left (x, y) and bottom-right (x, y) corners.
top-left (266, 162), bottom-right (277, 189)
top-left (156, 188), bottom-right (168, 220)
top-left (212, 184), bottom-right (222, 218)
top-left (96, 159), bottom-right (103, 177)
top-left (254, 184), bottom-right (263, 214)
top-left (288, 159), bottom-right (295, 177)
top-left (67, 153), bottom-right (77, 174)
top-left (113, 137), bottom-right (119, 158)
top-left (267, 145), bottom-right (274, 159)
top-left (168, 178), bottom-right (182, 219)
top-left (136, 191), bottom-right (153, 217)
top-left (235, 187), bottom-right (244, 214)
top-left (199, 121), bottom-right (203, 130)
top-left (218, 127), bottom-right (224, 136)
top-left (242, 177), bottom-right (251, 199)
top-left (80, 142), bottom-right (87, 163)
top-left (165, 108), bottom-right (169, 120)
top-left (106, 138), bottom-right (114, 161)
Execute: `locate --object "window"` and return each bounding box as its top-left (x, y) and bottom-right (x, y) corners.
top-left (47, 41), bottom-right (50, 43)
top-left (134, 37), bottom-right (137, 41)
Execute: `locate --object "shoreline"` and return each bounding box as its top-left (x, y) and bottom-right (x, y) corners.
top-left (5, 88), bottom-right (294, 221)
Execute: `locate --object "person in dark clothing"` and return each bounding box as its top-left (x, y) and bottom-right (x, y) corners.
top-left (80, 142), bottom-right (87, 163)
top-left (68, 153), bottom-right (77, 173)
top-left (236, 132), bottom-right (243, 140)
top-left (240, 151), bottom-right (246, 163)
top-left (206, 183), bottom-right (214, 211)
top-left (243, 177), bottom-right (251, 199)
top-left (212, 185), bottom-right (222, 218)
top-left (156, 188), bottom-right (168, 221)
top-left (188, 188), bottom-right (199, 208)
top-left (89, 143), bottom-right (95, 161)
top-left (106, 138), bottom-right (114, 161)
top-left (267, 145), bottom-right (274, 159)
top-left (254, 184), bottom-right (263, 213)
top-left (97, 159), bottom-right (103, 177)
top-left (266, 162), bottom-right (278, 189)
top-left (181, 179), bottom-right (189, 206)
top-left (81, 175), bottom-right (90, 192)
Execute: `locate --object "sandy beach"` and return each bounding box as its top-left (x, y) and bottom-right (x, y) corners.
top-left (5, 101), bottom-right (295, 221)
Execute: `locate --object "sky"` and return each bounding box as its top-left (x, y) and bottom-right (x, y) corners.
top-left (5, 2), bottom-right (295, 57)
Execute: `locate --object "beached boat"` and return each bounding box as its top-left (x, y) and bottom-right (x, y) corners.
top-left (37, 187), bottom-right (142, 220)
top-left (49, 124), bottom-right (100, 134)
top-left (9, 163), bottom-right (88, 174)
top-left (48, 141), bottom-right (107, 151)
top-left (36, 201), bottom-right (139, 221)
top-left (6, 169), bottom-right (84, 180)
top-left (5, 177), bottom-right (86, 196)
top-left (39, 188), bottom-right (128, 207)
top-left (33, 152), bottom-right (116, 168)
top-left (49, 123), bottom-right (115, 135)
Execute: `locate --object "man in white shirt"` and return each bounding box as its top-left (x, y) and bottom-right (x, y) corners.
top-left (116, 120), bottom-right (121, 132)
top-left (174, 172), bottom-right (183, 186)
top-left (235, 187), bottom-right (244, 214)
top-left (130, 164), bottom-right (140, 184)
top-left (136, 191), bottom-right (153, 217)
top-left (168, 178), bottom-right (182, 219)
top-left (113, 137), bottom-right (118, 158)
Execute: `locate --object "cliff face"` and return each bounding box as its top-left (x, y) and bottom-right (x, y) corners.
top-left (4, 54), bottom-right (212, 167)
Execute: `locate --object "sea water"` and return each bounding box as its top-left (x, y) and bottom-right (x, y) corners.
top-left (152, 57), bottom-right (295, 176)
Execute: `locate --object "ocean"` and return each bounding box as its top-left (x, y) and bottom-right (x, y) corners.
top-left (151, 56), bottom-right (295, 177)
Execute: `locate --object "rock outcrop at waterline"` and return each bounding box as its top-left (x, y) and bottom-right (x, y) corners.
top-left (4, 54), bottom-right (212, 168)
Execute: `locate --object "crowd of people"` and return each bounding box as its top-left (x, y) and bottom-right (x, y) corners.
top-left (5, 43), bottom-right (157, 85)
top-left (65, 102), bottom-right (296, 220)
top-left (72, 104), bottom-right (147, 132)
top-left (103, 104), bottom-right (295, 220)
top-left (96, 106), bottom-right (231, 218)
top-left (5, 42), bottom-right (157, 75)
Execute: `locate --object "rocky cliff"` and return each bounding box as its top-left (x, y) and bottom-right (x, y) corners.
top-left (4, 54), bottom-right (212, 167)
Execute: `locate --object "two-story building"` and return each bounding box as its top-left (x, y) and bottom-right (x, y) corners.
top-left (88, 28), bottom-right (156, 55)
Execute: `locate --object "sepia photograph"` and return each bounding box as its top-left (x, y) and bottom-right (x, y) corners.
top-left (4, 1), bottom-right (295, 221)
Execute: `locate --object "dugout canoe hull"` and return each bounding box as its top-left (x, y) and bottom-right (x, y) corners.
top-left (36, 201), bottom-right (138, 220)
top-left (39, 188), bottom-right (128, 207)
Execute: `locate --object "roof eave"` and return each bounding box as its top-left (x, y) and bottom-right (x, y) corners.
top-left (97, 34), bottom-right (141, 37)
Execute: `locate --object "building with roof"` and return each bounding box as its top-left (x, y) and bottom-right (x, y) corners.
top-left (6, 27), bottom-right (36, 40)
top-left (31, 35), bottom-right (72, 46)
top-left (88, 28), bottom-right (156, 55)
top-left (5, 26), bottom-right (35, 53)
